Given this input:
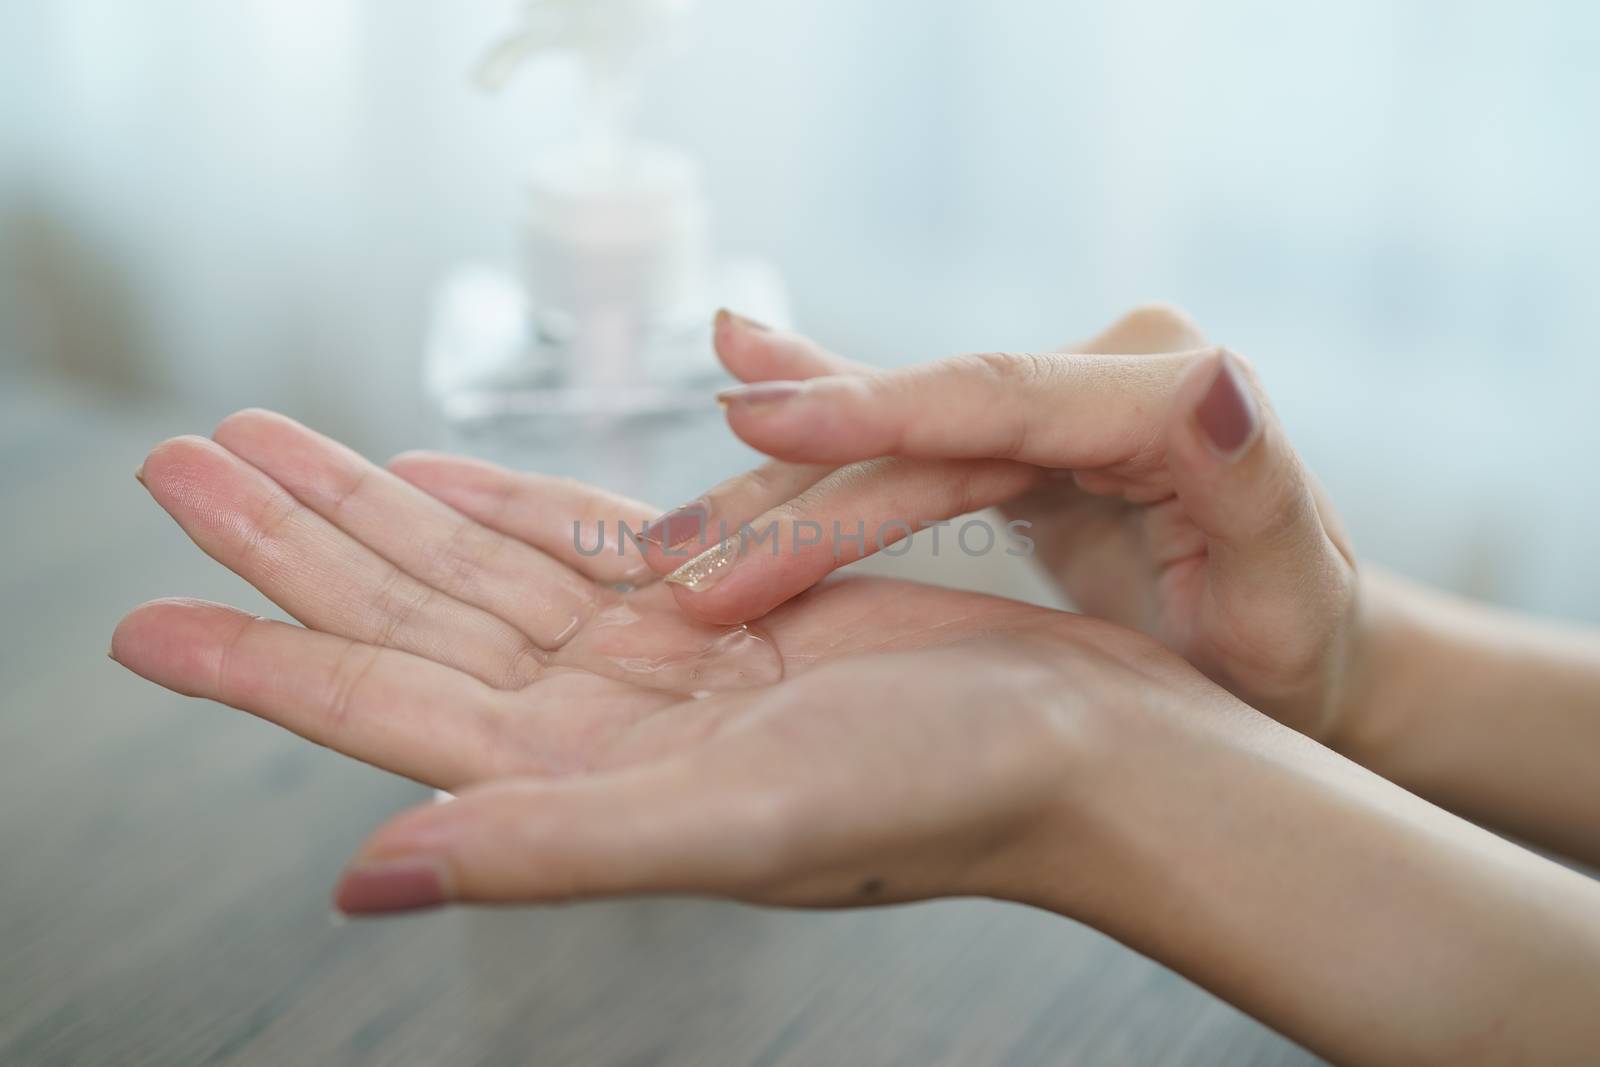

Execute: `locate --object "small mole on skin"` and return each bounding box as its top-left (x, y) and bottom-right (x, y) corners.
top-left (858, 877), bottom-right (885, 898)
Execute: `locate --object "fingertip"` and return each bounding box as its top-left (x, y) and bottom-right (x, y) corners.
top-left (713, 316), bottom-right (860, 385)
top-left (1113, 302), bottom-right (1209, 352)
top-left (638, 499), bottom-right (712, 551)
top-left (111, 598), bottom-right (255, 684)
top-left (138, 434), bottom-right (226, 499)
top-left (719, 376), bottom-right (869, 465)
top-left (333, 856), bottom-right (450, 915)
top-left (661, 541), bottom-right (816, 625)
top-left (385, 449), bottom-right (443, 474)
top-left (664, 583), bottom-right (758, 627)
top-left (211, 406), bottom-right (285, 445)
top-left (386, 451), bottom-right (501, 491)
top-left (350, 800), bottom-right (461, 865)
top-left (387, 453), bottom-right (505, 523)
top-left (1192, 351), bottom-right (1261, 463)
top-left (337, 781), bottom-right (538, 911)
top-left (1165, 348), bottom-right (1267, 471)
top-left (384, 450), bottom-right (446, 488)
top-left (712, 307), bottom-right (779, 381)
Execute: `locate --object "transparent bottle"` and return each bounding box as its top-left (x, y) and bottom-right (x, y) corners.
top-left (424, 0), bottom-right (788, 506)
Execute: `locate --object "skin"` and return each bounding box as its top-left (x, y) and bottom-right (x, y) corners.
top-left (1350, 569), bottom-right (1600, 866)
top-left (110, 410), bottom-right (1600, 1065)
top-left (654, 306), bottom-right (1600, 868)
top-left (114, 411), bottom-right (1079, 788)
top-left (644, 308), bottom-right (1361, 742)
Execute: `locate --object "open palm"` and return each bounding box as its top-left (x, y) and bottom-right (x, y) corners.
top-left (111, 410), bottom-right (1067, 792)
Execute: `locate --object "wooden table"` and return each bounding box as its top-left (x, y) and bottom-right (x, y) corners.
top-left (0, 387), bottom-right (1322, 1065)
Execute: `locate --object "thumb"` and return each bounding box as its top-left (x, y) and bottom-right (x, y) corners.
top-left (1164, 350), bottom-right (1348, 610)
top-left (332, 757), bottom-right (793, 914)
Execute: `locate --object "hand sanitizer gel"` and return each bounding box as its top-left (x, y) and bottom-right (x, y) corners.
top-left (424, 0), bottom-right (788, 504)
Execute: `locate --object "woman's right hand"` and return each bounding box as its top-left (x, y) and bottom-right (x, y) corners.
top-left (640, 306), bottom-right (1366, 743)
top-left (111, 409), bottom-right (1093, 790)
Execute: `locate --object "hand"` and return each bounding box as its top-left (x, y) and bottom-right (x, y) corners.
top-left (640, 306), bottom-right (1361, 741)
top-left (326, 623), bottom-right (1222, 914)
top-left (111, 409), bottom-right (1073, 788)
top-left (106, 413), bottom-right (1600, 1067)
top-left (109, 409), bottom-right (1207, 912)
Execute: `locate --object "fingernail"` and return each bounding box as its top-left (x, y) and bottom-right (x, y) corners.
top-left (134, 462), bottom-right (146, 487)
top-left (716, 381), bottom-right (804, 410)
top-left (715, 307), bottom-right (770, 333)
top-left (1194, 352), bottom-right (1259, 462)
top-left (664, 537), bottom-right (740, 592)
top-left (334, 858), bottom-right (448, 915)
top-left (641, 500), bottom-right (711, 548)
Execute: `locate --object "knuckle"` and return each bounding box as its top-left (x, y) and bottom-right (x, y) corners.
top-left (239, 489), bottom-right (300, 567)
top-left (729, 460), bottom-right (787, 507)
top-left (369, 567), bottom-right (433, 647)
top-left (500, 638), bottom-right (546, 690)
top-left (323, 643), bottom-right (382, 731)
top-left (210, 614), bottom-right (255, 697)
top-left (429, 520), bottom-right (502, 599)
top-left (941, 459), bottom-right (1001, 517)
top-left (852, 369), bottom-right (900, 407)
top-left (324, 463), bottom-right (374, 518)
top-left (1244, 467), bottom-right (1317, 546)
top-left (966, 350), bottom-right (1059, 388)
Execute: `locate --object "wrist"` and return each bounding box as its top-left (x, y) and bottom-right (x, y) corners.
top-left (1323, 565), bottom-right (1433, 767)
top-left (991, 659), bottom-right (1600, 1066)
top-left (976, 646), bottom-right (1259, 923)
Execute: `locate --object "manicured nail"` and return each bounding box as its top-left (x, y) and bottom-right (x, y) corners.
top-left (134, 462), bottom-right (146, 487)
top-left (716, 381), bottom-right (805, 409)
top-left (1194, 352), bottom-right (1260, 461)
top-left (664, 537), bottom-right (740, 592)
top-left (641, 500), bottom-right (711, 548)
top-left (334, 858), bottom-right (448, 915)
top-left (714, 307), bottom-right (770, 333)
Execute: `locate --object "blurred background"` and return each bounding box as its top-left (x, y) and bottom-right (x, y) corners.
top-left (4, 0), bottom-right (1600, 613)
top-left (3, 1), bottom-right (1599, 1063)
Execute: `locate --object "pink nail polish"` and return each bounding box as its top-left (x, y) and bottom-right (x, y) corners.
top-left (334, 858), bottom-right (447, 915)
top-left (641, 500), bottom-right (711, 548)
top-left (1194, 352), bottom-right (1259, 461)
top-left (716, 381), bottom-right (804, 409)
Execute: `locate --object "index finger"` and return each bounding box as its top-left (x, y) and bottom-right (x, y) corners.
top-left (716, 349), bottom-right (1208, 470)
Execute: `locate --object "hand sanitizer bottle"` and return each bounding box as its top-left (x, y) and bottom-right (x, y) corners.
top-left (424, 0), bottom-right (788, 505)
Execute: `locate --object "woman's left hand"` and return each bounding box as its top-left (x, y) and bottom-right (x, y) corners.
top-left (639, 306), bottom-right (1363, 742)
